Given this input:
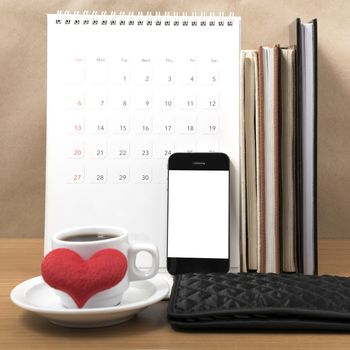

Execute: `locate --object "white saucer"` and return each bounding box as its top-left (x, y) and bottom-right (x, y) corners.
top-left (10, 275), bottom-right (169, 328)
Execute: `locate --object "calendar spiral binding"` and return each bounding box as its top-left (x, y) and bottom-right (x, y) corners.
top-left (54, 11), bottom-right (237, 26)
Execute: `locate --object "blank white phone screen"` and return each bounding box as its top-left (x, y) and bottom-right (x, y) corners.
top-left (167, 170), bottom-right (229, 259)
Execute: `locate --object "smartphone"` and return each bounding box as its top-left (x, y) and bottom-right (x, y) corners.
top-left (167, 152), bottom-right (230, 274)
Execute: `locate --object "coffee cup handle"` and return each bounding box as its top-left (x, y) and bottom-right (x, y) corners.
top-left (128, 243), bottom-right (159, 281)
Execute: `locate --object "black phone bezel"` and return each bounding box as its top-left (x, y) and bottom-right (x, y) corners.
top-left (166, 152), bottom-right (230, 275)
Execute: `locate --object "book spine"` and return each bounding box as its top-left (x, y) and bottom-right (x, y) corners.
top-left (312, 19), bottom-right (318, 275)
top-left (240, 51), bottom-right (248, 273)
top-left (274, 45), bottom-right (281, 273)
top-left (295, 18), bottom-right (304, 273)
top-left (257, 47), bottom-right (266, 273)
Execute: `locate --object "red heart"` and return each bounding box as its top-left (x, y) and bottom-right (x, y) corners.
top-left (41, 248), bottom-right (128, 308)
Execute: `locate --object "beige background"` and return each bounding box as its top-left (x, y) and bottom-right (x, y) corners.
top-left (0, 0), bottom-right (349, 238)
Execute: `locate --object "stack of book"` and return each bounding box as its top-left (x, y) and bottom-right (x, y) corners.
top-left (240, 18), bottom-right (317, 274)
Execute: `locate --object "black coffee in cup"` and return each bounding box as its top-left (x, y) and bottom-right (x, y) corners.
top-left (61, 233), bottom-right (116, 242)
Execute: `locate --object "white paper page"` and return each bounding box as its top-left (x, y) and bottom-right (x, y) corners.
top-left (46, 13), bottom-right (241, 272)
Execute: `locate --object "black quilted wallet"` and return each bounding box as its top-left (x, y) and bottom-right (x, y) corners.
top-left (168, 273), bottom-right (350, 330)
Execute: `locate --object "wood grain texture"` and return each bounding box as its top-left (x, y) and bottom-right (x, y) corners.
top-left (2, 238), bottom-right (350, 349)
top-left (0, 1), bottom-right (350, 238)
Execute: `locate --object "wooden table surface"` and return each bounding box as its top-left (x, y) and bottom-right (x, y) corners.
top-left (2, 239), bottom-right (350, 349)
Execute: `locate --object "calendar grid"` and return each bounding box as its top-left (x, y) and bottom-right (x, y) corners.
top-left (45, 13), bottom-right (241, 272)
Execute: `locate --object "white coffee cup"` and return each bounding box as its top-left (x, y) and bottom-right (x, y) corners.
top-left (51, 226), bottom-right (159, 309)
